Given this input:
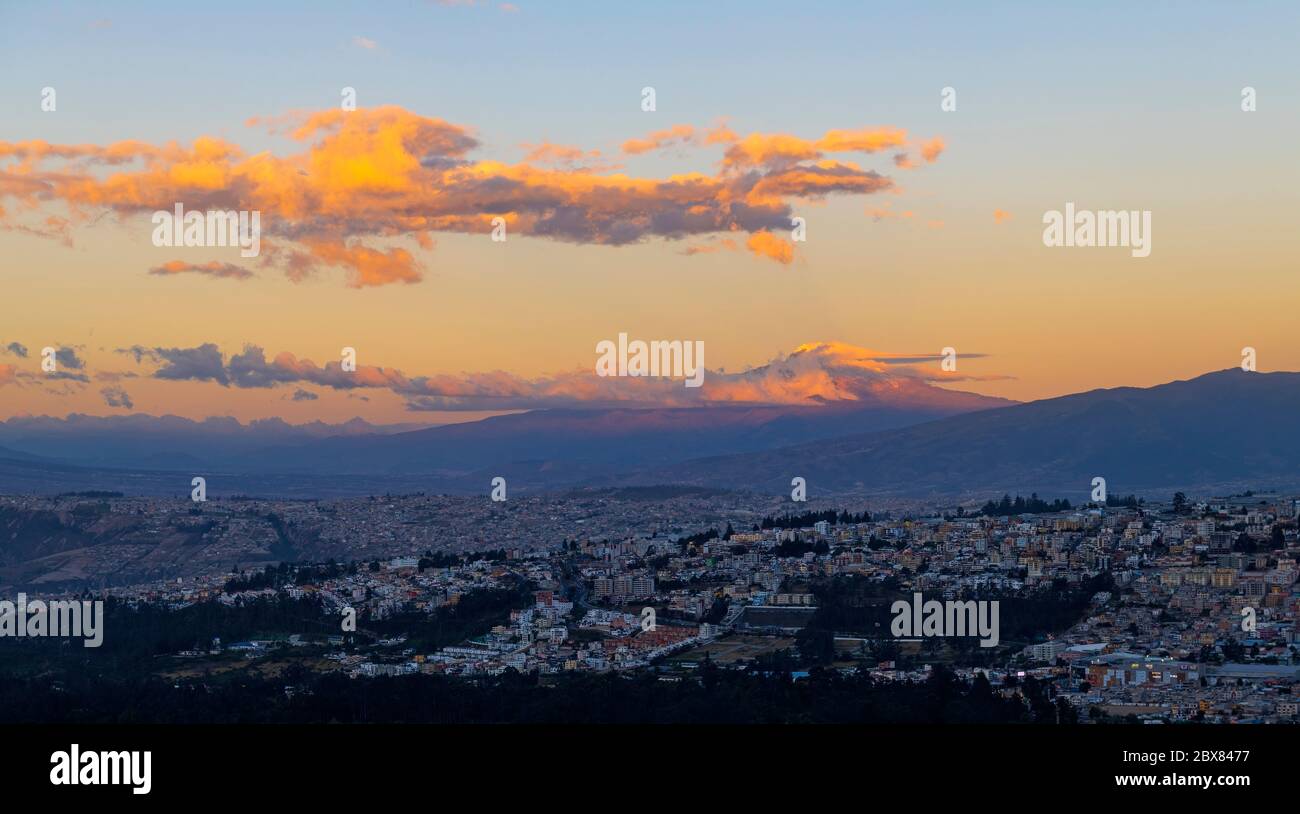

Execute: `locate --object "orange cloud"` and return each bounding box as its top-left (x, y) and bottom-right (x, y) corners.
top-left (751, 161), bottom-right (890, 200)
top-left (621, 121), bottom-right (740, 155)
top-left (300, 240), bottom-right (422, 288)
top-left (746, 231), bottom-right (794, 264)
top-left (704, 121), bottom-right (739, 145)
top-left (1, 107), bottom-right (939, 284)
top-left (522, 142), bottom-right (596, 163)
top-left (994, 209), bottom-right (1013, 224)
top-left (723, 127), bottom-right (909, 170)
top-left (920, 136), bottom-right (945, 163)
top-left (621, 124), bottom-right (697, 155)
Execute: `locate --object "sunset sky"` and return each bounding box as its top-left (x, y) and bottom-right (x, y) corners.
top-left (2, 0), bottom-right (1298, 425)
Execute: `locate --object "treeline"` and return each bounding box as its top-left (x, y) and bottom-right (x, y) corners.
top-left (795, 572), bottom-right (1115, 667)
top-left (760, 509), bottom-right (872, 530)
top-left (225, 561), bottom-right (355, 593)
top-left (775, 539), bottom-right (831, 558)
top-left (800, 574), bottom-right (905, 644)
top-left (980, 494), bottom-right (1072, 517)
top-left (417, 549), bottom-right (508, 569)
top-left (1106, 494), bottom-right (1143, 508)
top-left (0, 581), bottom-right (532, 679)
top-left (976, 492), bottom-right (1145, 516)
top-left (0, 594), bottom-right (337, 677)
top-left (0, 663), bottom-right (1073, 724)
top-left (366, 581), bottom-right (535, 651)
top-left (677, 526), bottom-right (725, 550)
top-left (992, 572), bottom-right (1115, 645)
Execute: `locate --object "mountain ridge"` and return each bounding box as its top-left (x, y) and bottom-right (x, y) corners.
top-left (627, 368), bottom-right (1299, 498)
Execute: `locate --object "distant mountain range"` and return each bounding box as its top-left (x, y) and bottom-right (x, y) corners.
top-left (0, 381), bottom-right (1008, 495)
top-left (630, 369), bottom-right (1300, 499)
top-left (0, 369), bottom-right (1293, 500)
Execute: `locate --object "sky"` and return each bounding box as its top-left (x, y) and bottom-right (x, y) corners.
top-left (1, 0), bottom-right (1298, 425)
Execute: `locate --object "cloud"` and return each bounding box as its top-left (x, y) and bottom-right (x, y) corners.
top-left (522, 142), bottom-right (593, 163)
top-left (151, 343), bottom-right (229, 386)
top-left (149, 260), bottom-right (254, 280)
top-left (994, 209), bottom-right (1013, 224)
top-left (722, 128), bottom-right (908, 170)
top-left (749, 162), bottom-right (890, 199)
top-left (290, 388), bottom-right (319, 401)
top-left (0, 345), bottom-right (90, 383)
top-left (920, 136), bottom-right (945, 163)
top-left (622, 124), bottom-right (699, 155)
top-left (297, 241), bottom-right (420, 287)
top-left (1, 107), bottom-right (940, 285)
top-left (0, 213), bottom-right (74, 246)
top-left (519, 142), bottom-right (618, 173)
top-left (116, 345), bottom-right (160, 364)
top-left (122, 339), bottom-right (1007, 411)
top-left (46, 372), bottom-right (90, 383)
top-left (746, 231), bottom-right (794, 264)
top-left (352, 36), bottom-right (378, 49)
top-left (100, 385), bottom-right (134, 409)
top-left (55, 347), bottom-right (85, 370)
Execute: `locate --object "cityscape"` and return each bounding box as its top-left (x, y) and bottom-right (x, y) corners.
top-left (1, 0), bottom-right (1294, 798)
top-left (3, 487), bottom-right (1298, 724)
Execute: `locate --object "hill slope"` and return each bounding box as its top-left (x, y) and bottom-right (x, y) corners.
top-left (630, 369), bottom-right (1300, 498)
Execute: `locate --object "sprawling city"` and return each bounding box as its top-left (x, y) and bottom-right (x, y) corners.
top-left (3, 488), bottom-right (1298, 726)
top-left (3, 0), bottom-right (1294, 800)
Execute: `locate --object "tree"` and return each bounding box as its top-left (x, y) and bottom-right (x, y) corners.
top-left (795, 627), bottom-right (836, 665)
top-left (1056, 697), bottom-right (1078, 724)
top-left (700, 653), bottom-right (720, 691)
